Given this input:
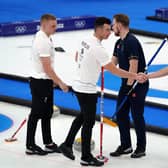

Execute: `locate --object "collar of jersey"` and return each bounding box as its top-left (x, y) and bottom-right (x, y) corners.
top-left (92, 35), bottom-right (101, 44)
top-left (39, 30), bottom-right (51, 39)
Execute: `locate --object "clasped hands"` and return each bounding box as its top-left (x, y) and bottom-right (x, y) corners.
top-left (136, 72), bottom-right (148, 83)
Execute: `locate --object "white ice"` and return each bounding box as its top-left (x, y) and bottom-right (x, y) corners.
top-left (0, 29), bottom-right (168, 168)
top-left (0, 29), bottom-right (168, 105)
top-left (0, 101), bottom-right (168, 168)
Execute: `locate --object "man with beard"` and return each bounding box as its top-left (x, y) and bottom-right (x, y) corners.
top-left (109, 14), bottom-right (149, 158)
top-left (59, 16), bottom-right (146, 166)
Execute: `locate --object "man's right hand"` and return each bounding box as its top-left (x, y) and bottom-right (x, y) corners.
top-left (136, 72), bottom-right (148, 83)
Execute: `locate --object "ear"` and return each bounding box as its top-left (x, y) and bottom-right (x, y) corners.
top-left (96, 27), bottom-right (101, 32)
top-left (117, 23), bottom-right (123, 31)
top-left (41, 22), bottom-right (46, 29)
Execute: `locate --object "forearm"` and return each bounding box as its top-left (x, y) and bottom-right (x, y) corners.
top-left (40, 57), bottom-right (63, 85)
top-left (44, 67), bottom-right (62, 85)
top-left (148, 67), bottom-right (168, 79)
top-left (104, 62), bottom-right (137, 79)
top-left (40, 56), bottom-right (68, 92)
top-left (127, 66), bottom-right (138, 85)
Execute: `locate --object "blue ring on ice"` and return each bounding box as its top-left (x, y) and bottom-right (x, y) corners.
top-left (0, 113), bottom-right (13, 132)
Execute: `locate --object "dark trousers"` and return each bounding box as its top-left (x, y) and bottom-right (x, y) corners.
top-left (64, 92), bottom-right (98, 159)
top-left (26, 77), bottom-right (54, 147)
top-left (116, 82), bottom-right (149, 151)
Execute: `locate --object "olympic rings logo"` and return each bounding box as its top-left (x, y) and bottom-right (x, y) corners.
top-left (57, 23), bottom-right (64, 29)
top-left (74, 20), bottom-right (86, 28)
top-left (15, 25), bottom-right (27, 33)
top-left (36, 25), bottom-right (40, 31)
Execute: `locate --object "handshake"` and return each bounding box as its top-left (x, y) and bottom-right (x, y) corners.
top-left (135, 72), bottom-right (148, 83)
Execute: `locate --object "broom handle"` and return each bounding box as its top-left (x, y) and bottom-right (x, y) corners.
top-left (11, 118), bottom-right (27, 138)
top-left (99, 67), bottom-right (104, 156)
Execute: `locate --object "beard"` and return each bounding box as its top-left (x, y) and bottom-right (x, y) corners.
top-left (114, 27), bottom-right (120, 36)
top-left (114, 32), bottom-right (120, 36)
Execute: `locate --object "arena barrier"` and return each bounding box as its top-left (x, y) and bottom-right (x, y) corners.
top-left (0, 15), bottom-right (96, 36)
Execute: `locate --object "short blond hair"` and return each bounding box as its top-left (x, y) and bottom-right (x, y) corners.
top-left (40, 14), bottom-right (56, 24)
